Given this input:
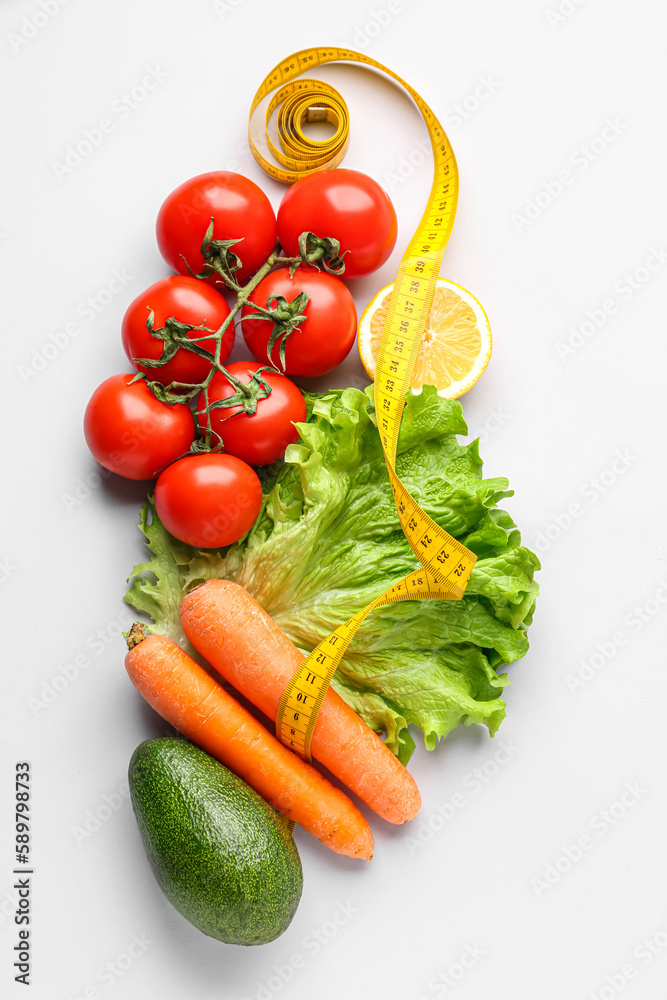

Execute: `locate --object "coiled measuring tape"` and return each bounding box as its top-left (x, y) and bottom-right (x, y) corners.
top-left (249, 48), bottom-right (478, 764)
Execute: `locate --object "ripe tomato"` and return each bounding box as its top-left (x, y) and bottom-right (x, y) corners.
top-left (240, 267), bottom-right (357, 377)
top-left (121, 276), bottom-right (233, 387)
top-left (155, 454), bottom-right (262, 548)
top-left (156, 171), bottom-right (277, 285)
top-left (277, 169), bottom-right (397, 279)
top-left (197, 361), bottom-right (306, 466)
top-left (84, 374), bottom-right (195, 480)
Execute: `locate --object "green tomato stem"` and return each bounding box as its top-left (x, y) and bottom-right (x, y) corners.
top-left (145, 238), bottom-right (324, 442)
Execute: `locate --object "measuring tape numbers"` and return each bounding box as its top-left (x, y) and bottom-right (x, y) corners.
top-left (249, 48), bottom-right (478, 764)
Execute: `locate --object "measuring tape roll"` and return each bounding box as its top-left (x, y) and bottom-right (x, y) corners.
top-left (249, 49), bottom-right (478, 764)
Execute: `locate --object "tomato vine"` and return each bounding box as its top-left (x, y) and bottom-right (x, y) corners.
top-left (132, 221), bottom-right (346, 450)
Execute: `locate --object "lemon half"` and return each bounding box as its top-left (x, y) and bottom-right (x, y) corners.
top-left (357, 277), bottom-right (492, 398)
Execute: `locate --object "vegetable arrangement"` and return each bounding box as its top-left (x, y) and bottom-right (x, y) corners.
top-left (82, 57), bottom-right (539, 949)
top-left (126, 386), bottom-right (539, 763)
top-left (129, 739), bottom-right (304, 946)
top-left (179, 580), bottom-right (421, 824)
top-left (125, 625), bottom-right (373, 860)
top-left (85, 167), bottom-right (396, 546)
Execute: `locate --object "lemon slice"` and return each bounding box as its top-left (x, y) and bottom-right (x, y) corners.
top-left (357, 277), bottom-right (492, 398)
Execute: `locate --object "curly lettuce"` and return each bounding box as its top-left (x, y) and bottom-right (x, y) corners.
top-left (125, 385), bottom-right (539, 762)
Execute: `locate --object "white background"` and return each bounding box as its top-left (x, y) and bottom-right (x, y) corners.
top-left (2, 1), bottom-right (667, 998)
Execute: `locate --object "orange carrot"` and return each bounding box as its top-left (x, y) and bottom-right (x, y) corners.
top-left (180, 580), bottom-right (421, 824)
top-left (124, 624), bottom-right (373, 861)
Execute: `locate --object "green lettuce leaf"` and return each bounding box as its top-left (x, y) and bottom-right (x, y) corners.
top-left (125, 385), bottom-right (539, 760)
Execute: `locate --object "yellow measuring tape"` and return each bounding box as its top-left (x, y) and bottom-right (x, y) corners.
top-left (249, 48), bottom-right (479, 763)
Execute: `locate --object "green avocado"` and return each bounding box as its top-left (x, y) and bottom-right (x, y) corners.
top-left (128, 738), bottom-right (303, 946)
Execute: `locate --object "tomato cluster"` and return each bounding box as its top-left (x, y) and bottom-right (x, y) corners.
top-left (84, 168), bottom-right (397, 548)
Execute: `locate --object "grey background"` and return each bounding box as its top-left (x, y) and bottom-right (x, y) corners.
top-left (2, 1), bottom-right (666, 998)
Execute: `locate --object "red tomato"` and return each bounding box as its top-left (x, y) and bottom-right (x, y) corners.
top-left (240, 267), bottom-right (357, 377)
top-left (197, 361), bottom-right (306, 466)
top-left (121, 276), bottom-right (233, 387)
top-left (84, 374), bottom-right (195, 480)
top-left (155, 454), bottom-right (262, 548)
top-left (156, 171), bottom-right (277, 285)
top-left (277, 169), bottom-right (397, 279)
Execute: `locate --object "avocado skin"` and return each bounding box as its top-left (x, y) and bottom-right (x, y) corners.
top-left (128, 738), bottom-right (303, 946)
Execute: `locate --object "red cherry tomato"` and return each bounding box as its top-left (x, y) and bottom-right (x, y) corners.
top-left (277, 169), bottom-right (397, 279)
top-left (155, 453), bottom-right (262, 548)
top-left (121, 276), bottom-right (233, 387)
top-left (197, 361), bottom-right (306, 466)
top-left (241, 267), bottom-right (357, 377)
top-left (84, 374), bottom-right (195, 480)
top-left (156, 171), bottom-right (277, 285)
